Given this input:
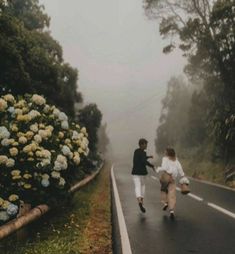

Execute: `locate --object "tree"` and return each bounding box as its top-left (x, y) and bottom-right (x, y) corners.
top-left (144, 0), bottom-right (235, 161)
top-left (155, 76), bottom-right (192, 154)
top-left (78, 104), bottom-right (102, 154)
top-left (0, 0), bottom-right (82, 116)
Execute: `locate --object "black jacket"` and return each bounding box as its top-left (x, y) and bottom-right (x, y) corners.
top-left (132, 148), bottom-right (154, 175)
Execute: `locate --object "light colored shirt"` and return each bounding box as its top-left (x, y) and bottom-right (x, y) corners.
top-left (156, 156), bottom-right (185, 179)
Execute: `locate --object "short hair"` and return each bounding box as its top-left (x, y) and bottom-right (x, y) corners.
top-left (139, 138), bottom-right (148, 146)
top-left (166, 147), bottom-right (176, 158)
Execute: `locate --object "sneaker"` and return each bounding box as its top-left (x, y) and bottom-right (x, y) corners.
top-left (170, 210), bottom-right (175, 220)
top-left (162, 203), bottom-right (168, 211)
top-left (139, 203), bottom-right (146, 213)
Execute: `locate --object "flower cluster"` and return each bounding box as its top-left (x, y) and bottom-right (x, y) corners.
top-left (0, 94), bottom-right (90, 222)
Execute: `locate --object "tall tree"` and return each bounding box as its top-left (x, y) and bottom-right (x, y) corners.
top-left (0, 0), bottom-right (82, 116)
top-left (144, 0), bottom-right (235, 161)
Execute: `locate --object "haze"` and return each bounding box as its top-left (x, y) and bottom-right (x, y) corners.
top-left (39, 0), bottom-right (186, 161)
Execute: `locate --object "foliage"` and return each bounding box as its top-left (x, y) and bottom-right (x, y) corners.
top-left (0, 0), bottom-right (82, 116)
top-left (78, 104), bottom-right (102, 155)
top-left (0, 94), bottom-right (90, 224)
top-left (144, 0), bottom-right (235, 162)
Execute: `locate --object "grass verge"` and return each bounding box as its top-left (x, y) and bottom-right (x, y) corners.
top-left (0, 162), bottom-right (112, 254)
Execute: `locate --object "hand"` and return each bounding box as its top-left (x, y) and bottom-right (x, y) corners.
top-left (148, 155), bottom-right (153, 159)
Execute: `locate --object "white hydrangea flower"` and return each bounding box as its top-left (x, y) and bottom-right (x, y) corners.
top-left (72, 131), bottom-right (79, 140)
top-left (34, 134), bottom-right (42, 143)
top-left (51, 171), bottom-right (60, 179)
top-left (30, 124), bottom-right (39, 133)
top-left (28, 110), bottom-right (41, 119)
top-left (58, 112), bottom-right (68, 121)
top-left (43, 104), bottom-right (50, 113)
top-left (61, 121), bottom-right (69, 130)
top-left (0, 211), bottom-right (10, 221)
top-left (59, 177), bottom-right (66, 186)
top-left (6, 158), bottom-right (15, 168)
top-left (0, 126), bottom-right (10, 140)
top-left (31, 94), bottom-right (46, 105)
top-left (53, 108), bottom-right (60, 117)
top-left (62, 145), bottom-right (71, 156)
top-left (7, 204), bottom-right (18, 216)
top-left (42, 173), bottom-right (50, 180)
top-left (1, 138), bottom-right (11, 146)
top-left (41, 179), bottom-right (50, 187)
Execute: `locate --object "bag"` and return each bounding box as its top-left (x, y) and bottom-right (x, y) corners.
top-left (180, 183), bottom-right (190, 195)
top-left (160, 171), bottom-right (173, 184)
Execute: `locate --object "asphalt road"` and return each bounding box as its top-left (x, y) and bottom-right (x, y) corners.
top-left (113, 162), bottom-right (235, 254)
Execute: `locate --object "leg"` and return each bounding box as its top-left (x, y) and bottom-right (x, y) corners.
top-left (167, 181), bottom-right (176, 219)
top-left (133, 175), bottom-right (141, 200)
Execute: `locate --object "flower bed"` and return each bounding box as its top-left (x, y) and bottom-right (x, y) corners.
top-left (0, 94), bottom-right (90, 225)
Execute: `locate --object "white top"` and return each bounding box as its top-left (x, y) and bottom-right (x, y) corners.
top-left (156, 156), bottom-right (185, 179)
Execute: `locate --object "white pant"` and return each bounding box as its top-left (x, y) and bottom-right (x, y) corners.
top-left (133, 175), bottom-right (146, 198)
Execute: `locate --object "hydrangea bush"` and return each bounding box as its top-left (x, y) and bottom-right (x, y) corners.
top-left (0, 94), bottom-right (90, 224)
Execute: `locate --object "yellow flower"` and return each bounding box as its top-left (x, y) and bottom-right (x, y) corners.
top-left (58, 132), bottom-right (64, 139)
top-left (23, 174), bottom-right (32, 179)
top-left (9, 147), bottom-right (18, 157)
top-left (2, 201), bottom-right (10, 209)
top-left (11, 170), bottom-right (21, 176)
top-left (65, 139), bottom-right (71, 144)
top-left (12, 175), bottom-right (22, 180)
top-left (12, 142), bottom-right (19, 146)
top-left (25, 131), bottom-right (34, 139)
top-left (0, 155), bottom-right (8, 164)
top-left (27, 158), bottom-right (34, 161)
top-left (0, 198), bottom-right (4, 206)
top-left (23, 184), bottom-right (32, 189)
top-left (11, 124), bottom-right (18, 132)
top-left (3, 94), bottom-right (15, 103)
top-left (19, 136), bottom-right (27, 144)
top-left (9, 194), bottom-right (19, 202)
top-left (28, 152), bottom-right (34, 157)
top-left (0, 98), bottom-right (7, 112)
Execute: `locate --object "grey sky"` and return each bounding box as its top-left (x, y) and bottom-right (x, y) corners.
top-left (40, 0), bottom-right (186, 159)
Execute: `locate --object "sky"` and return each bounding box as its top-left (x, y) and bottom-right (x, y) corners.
top-left (39, 0), bottom-right (186, 160)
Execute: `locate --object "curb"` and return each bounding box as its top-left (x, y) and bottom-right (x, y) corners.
top-left (0, 162), bottom-right (104, 240)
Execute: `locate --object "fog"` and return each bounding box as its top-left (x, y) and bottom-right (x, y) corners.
top-left (39, 0), bottom-right (186, 161)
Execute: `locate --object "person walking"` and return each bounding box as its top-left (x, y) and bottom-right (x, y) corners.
top-left (132, 138), bottom-right (155, 213)
top-left (156, 147), bottom-right (185, 219)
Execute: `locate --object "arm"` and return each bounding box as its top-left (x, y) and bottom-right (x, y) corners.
top-left (142, 151), bottom-right (154, 168)
top-left (156, 157), bottom-right (168, 173)
top-left (177, 160), bottom-right (185, 178)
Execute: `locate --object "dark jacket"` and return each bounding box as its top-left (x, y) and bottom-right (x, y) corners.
top-left (132, 148), bottom-right (154, 175)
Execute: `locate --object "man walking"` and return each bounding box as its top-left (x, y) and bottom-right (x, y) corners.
top-left (132, 138), bottom-right (154, 213)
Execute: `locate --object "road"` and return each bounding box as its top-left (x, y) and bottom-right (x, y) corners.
top-left (112, 162), bottom-right (235, 254)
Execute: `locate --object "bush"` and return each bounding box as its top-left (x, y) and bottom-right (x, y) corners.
top-left (0, 93), bottom-right (90, 224)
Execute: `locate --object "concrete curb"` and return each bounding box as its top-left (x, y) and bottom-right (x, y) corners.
top-left (0, 162), bottom-right (104, 240)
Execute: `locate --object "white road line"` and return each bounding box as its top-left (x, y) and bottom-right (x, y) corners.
top-left (151, 176), bottom-right (157, 180)
top-left (188, 193), bottom-right (203, 201)
top-left (111, 165), bottom-right (132, 254)
top-left (207, 203), bottom-right (235, 219)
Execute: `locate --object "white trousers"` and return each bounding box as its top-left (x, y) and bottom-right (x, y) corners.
top-left (133, 175), bottom-right (146, 198)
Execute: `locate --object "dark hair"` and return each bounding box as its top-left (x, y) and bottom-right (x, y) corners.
top-left (139, 138), bottom-right (148, 146)
top-left (166, 148), bottom-right (176, 159)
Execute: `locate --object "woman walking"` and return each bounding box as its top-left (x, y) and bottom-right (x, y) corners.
top-left (156, 148), bottom-right (185, 219)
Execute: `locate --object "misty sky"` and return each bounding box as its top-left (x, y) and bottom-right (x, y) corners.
top-left (39, 0), bottom-right (186, 159)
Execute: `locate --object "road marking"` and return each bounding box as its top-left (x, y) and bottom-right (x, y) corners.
top-left (207, 203), bottom-right (235, 219)
top-left (188, 193), bottom-right (203, 201)
top-left (151, 176), bottom-right (157, 180)
top-left (111, 165), bottom-right (132, 254)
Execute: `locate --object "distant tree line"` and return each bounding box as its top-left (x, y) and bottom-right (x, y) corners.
top-left (144, 0), bottom-right (235, 164)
